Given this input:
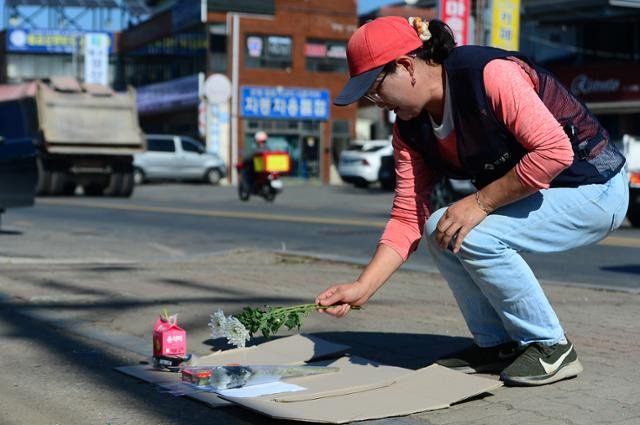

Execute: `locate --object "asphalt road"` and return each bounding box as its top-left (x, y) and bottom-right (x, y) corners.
top-left (2, 181), bottom-right (640, 292)
top-left (1, 182), bottom-right (639, 425)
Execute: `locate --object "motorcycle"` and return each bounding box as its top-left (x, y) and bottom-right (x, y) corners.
top-left (235, 162), bottom-right (283, 202)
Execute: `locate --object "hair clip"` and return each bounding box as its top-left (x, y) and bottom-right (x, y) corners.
top-left (408, 17), bottom-right (431, 42)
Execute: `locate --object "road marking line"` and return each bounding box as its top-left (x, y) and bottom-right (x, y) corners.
top-left (0, 257), bottom-right (136, 265)
top-left (596, 235), bottom-right (640, 248)
top-left (38, 199), bottom-right (388, 228)
top-left (37, 199), bottom-right (640, 248)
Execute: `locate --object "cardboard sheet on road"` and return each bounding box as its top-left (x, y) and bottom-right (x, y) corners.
top-left (117, 334), bottom-right (502, 423)
top-left (117, 334), bottom-right (350, 407)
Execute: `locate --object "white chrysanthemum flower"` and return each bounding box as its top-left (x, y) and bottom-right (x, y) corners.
top-left (208, 309), bottom-right (228, 339)
top-left (224, 316), bottom-right (251, 348)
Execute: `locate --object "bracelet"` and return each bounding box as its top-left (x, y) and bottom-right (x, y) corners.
top-left (475, 191), bottom-right (492, 214)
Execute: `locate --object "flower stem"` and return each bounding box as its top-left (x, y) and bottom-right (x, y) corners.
top-left (274, 304), bottom-right (363, 314)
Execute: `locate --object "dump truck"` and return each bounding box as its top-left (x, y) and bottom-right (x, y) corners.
top-left (0, 76), bottom-right (145, 197)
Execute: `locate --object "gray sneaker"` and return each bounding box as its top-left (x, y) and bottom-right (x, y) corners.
top-left (436, 341), bottom-right (522, 374)
top-left (500, 340), bottom-right (583, 386)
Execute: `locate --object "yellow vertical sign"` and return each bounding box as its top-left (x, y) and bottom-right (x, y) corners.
top-left (490, 0), bottom-right (520, 51)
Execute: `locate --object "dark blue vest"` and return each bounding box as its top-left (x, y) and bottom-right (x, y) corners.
top-left (396, 46), bottom-right (625, 189)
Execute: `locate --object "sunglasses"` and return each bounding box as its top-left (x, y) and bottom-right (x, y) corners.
top-left (363, 71), bottom-right (388, 104)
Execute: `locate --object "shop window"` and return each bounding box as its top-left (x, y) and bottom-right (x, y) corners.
top-left (245, 34), bottom-right (292, 70)
top-left (210, 33), bottom-right (227, 73)
top-left (147, 138), bottom-right (175, 152)
top-left (302, 120), bottom-right (320, 131)
top-left (305, 39), bottom-right (347, 73)
top-left (332, 120), bottom-right (349, 134)
top-left (182, 138), bottom-right (204, 153)
top-left (246, 120), bottom-right (275, 130)
top-left (122, 31), bottom-right (206, 87)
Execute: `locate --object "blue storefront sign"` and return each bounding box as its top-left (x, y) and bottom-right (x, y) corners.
top-left (241, 86), bottom-right (329, 120)
top-left (7, 28), bottom-right (114, 54)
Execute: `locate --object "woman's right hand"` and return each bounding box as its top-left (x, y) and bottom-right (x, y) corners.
top-left (315, 281), bottom-right (370, 318)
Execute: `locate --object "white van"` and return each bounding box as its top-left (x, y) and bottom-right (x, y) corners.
top-left (134, 135), bottom-right (227, 185)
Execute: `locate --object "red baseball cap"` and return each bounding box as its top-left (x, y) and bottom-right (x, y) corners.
top-left (334, 16), bottom-right (423, 106)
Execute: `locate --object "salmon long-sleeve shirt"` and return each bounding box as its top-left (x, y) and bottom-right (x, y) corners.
top-left (379, 58), bottom-right (575, 260)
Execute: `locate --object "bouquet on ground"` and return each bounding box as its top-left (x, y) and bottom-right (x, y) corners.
top-left (209, 303), bottom-right (362, 348)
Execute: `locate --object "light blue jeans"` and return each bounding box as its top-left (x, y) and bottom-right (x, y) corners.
top-left (425, 169), bottom-right (629, 347)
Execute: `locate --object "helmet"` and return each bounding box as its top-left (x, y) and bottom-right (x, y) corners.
top-left (255, 131), bottom-right (268, 145)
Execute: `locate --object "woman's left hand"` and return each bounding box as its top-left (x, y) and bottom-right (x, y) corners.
top-left (435, 194), bottom-right (488, 253)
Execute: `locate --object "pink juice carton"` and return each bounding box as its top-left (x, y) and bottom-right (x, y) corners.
top-left (152, 313), bottom-right (187, 358)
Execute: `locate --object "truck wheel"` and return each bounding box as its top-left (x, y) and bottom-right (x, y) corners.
top-left (83, 182), bottom-right (106, 196)
top-left (35, 161), bottom-right (52, 196)
top-left (49, 172), bottom-right (76, 196)
top-left (103, 173), bottom-right (122, 197)
top-left (49, 172), bottom-right (70, 196)
top-left (104, 176), bottom-right (120, 196)
top-left (118, 172), bottom-right (134, 197)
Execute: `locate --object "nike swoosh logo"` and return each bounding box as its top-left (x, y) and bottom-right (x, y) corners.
top-left (539, 344), bottom-right (573, 374)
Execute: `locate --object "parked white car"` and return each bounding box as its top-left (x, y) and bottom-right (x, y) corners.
top-left (134, 134), bottom-right (227, 185)
top-left (338, 140), bottom-right (393, 188)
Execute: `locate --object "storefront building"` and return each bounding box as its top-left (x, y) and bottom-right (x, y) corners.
top-left (550, 64), bottom-right (640, 140)
top-left (0, 27), bottom-right (117, 85)
top-left (356, 2), bottom-right (437, 142)
top-left (361, 0), bottom-right (640, 143)
top-left (119, 0), bottom-right (357, 184)
top-left (520, 0), bottom-right (640, 141)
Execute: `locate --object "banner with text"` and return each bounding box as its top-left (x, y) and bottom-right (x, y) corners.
top-left (490, 0), bottom-right (520, 51)
top-left (551, 64), bottom-right (640, 103)
top-left (84, 33), bottom-right (110, 86)
top-left (241, 86), bottom-right (330, 120)
top-left (7, 28), bottom-right (114, 54)
top-left (439, 0), bottom-right (470, 46)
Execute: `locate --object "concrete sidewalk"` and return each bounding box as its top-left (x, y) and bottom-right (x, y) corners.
top-left (0, 249), bottom-right (638, 425)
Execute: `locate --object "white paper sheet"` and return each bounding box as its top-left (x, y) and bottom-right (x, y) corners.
top-left (216, 382), bottom-right (306, 398)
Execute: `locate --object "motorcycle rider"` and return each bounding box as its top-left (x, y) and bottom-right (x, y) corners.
top-left (242, 131), bottom-right (269, 191)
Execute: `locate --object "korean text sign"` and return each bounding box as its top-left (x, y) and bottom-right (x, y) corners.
top-left (84, 33), bottom-right (109, 86)
top-left (7, 28), bottom-right (114, 54)
top-left (490, 0), bottom-right (520, 51)
top-left (439, 0), bottom-right (470, 46)
top-left (241, 86), bottom-right (330, 120)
